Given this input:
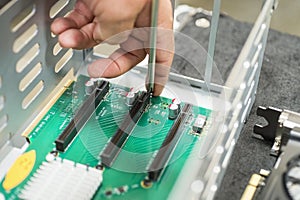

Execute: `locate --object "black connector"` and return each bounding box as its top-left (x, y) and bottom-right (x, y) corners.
top-left (100, 91), bottom-right (150, 167)
top-left (147, 103), bottom-right (192, 182)
top-left (253, 106), bottom-right (282, 141)
top-left (55, 81), bottom-right (109, 152)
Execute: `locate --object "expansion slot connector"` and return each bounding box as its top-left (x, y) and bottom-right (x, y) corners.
top-left (55, 81), bottom-right (109, 152)
top-left (100, 91), bottom-right (151, 167)
top-left (147, 104), bottom-right (192, 182)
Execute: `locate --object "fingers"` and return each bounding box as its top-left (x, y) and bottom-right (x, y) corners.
top-left (88, 0), bottom-right (174, 96)
top-left (92, 19), bottom-right (134, 45)
top-left (51, 0), bottom-right (148, 49)
top-left (87, 35), bottom-right (147, 78)
top-left (56, 23), bottom-right (99, 49)
top-left (51, 0), bottom-right (174, 96)
top-left (51, 0), bottom-right (97, 49)
top-left (90, 0), bottom-right (147, 43)
top-left (87, 28), bottom-right (173, 97)
top-left (51, 1), bottom-right (93, 34)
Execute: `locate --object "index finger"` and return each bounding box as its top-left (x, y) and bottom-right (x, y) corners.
top-left (51, 1), bottom-right (94, 35)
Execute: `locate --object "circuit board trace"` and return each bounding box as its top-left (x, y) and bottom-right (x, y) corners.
top-left (0, 76), bottom-right (211, 200)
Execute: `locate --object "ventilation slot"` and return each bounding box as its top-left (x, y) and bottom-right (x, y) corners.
top-left (13, 24), bottom-right (38, 53)
top-left (0, 96), bottom-right (4, 112)
top-left (50, 0), bottom-right (69, 18)
top-left (248, 62), bottom-right (259, 86)
top-left (51, 32), bottom-right (56, 38)
top-left (0, 114), bottom-right (8, 132)
top-left (55, 49), bottom-right (73, 73)
top-left (0, 76), bottom-right (2, 88)
top-left (244, 81), bottom-right (255, 106)
top-left (19, 63), bottom-right (42, 92)
top-left (241, 98), bottom-right (252, 123)
top-left (16, 44), bottom-right (40, 73)
top-left (53, 42), bottom-right (62, 56)
top-left (0, 0), bottom-right (16, 16)
top-left (10, 4), bottom-right (36, 32)
top-left (0, 0), bottom-right (10, 9)
top-left (22, 81), bottom-right (44, 109)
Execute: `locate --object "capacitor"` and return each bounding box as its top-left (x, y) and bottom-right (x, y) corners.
top-left (172, 98), bottom-right (181, 111)
top-left (126, 91), bottom-right (136, 106)
top-left (168, 104), bottom-right (179, 120)
top-left (85, 80), bottom-right (95, 95)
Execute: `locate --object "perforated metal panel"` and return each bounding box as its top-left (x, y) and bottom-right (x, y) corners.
top-left (0, 0), bottom-right (83, 149)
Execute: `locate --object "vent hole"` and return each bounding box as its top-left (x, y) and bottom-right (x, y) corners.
top-left (53, 42), bottom-right (62, 56)
top-left (0, 114), bottom-right (8, 132)
top-left (0, 0), bottom-right (10, 9)
top-left (16, 43), bottom-right (40, 73)
top-left (0, 96), bottom-right (5, 112)
top-left (22, 80), bottom-right (44, 109)
top-left (13, 24), bottom-right (38, 53)
top-left (55, 49), bottom-right (73, 73)
top-left (51, 32), bottom-right (56, 38)
top-left (10, 4), bottom-right (36, 32)
top-left (50, 0), bottom-right (69, 19)
top-left (19, 62), bottom-right (42, 92)
top-left (0, 0), bottom-right (16, 16)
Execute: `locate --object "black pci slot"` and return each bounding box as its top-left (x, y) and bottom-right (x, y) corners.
top-left (147, 104), bottom-right (192, 182)
top-left (55, 81), bottom-right (109, 152)
top-left (101, 91), bottom-right (150, 167)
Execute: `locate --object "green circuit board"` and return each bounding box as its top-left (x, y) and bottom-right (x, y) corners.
top-left (0, 75), bottom-right (210, 200)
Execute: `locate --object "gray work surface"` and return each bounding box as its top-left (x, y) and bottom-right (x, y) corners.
top-left (173, 12), bottom-right (300, 199)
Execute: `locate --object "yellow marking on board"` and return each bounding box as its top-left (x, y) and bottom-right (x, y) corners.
top-left (3, 150), bottom-right (36, 191)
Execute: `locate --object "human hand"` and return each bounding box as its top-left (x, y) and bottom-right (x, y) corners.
top-left (51, 0), bottom-right (174, 96)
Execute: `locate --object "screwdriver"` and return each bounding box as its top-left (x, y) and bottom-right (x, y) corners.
top-left (147, 0), bottom-right (159, 95)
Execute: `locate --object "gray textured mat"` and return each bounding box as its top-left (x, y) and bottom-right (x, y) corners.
top-left (174, 12), bottom-right (300, 199)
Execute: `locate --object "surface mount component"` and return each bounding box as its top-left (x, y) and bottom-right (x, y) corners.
top-left (100, 91), bottom-right (151, 167)
top-left (1, 76), bottom-right (211, 199)
top-left (147, 104), bottom-right (192, 182)
top-left (55, 81), bottom-right (109, 152)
